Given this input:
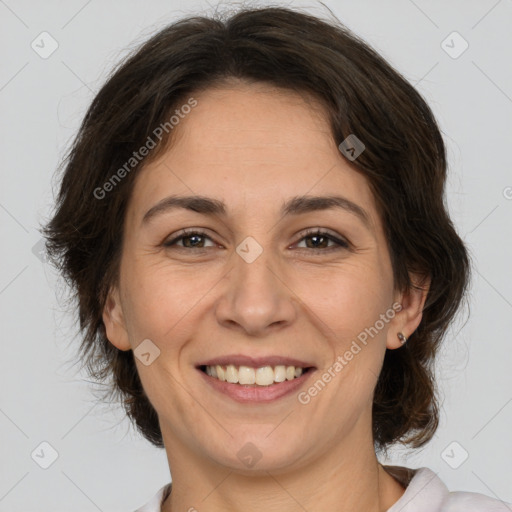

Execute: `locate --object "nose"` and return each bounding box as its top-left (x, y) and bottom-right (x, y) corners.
top-left (215, 245), bottom-right (298, 337)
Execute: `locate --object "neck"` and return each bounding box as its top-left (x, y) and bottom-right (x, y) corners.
top-left (160, 423), bottom-right (405, 512)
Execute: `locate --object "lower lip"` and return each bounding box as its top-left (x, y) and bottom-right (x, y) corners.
top-left (197, 368), bottom-right (316, 403)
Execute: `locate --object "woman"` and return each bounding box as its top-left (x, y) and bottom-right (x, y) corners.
top-left (43, 4), bottom-right (511, 511)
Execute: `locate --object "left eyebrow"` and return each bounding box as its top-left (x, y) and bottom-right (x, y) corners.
top-left (281, 194), bottom-right (372, 231)
top-left (141, 194), bottom-right (373, 231)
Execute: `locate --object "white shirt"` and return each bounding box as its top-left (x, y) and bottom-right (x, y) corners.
top-left (133, 465), bottom-right (512, 511)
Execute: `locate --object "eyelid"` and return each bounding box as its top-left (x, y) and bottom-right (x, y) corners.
top-left (163, 227), bottom-right (350, 251)
top-left (163, 228), bottom-right (217, 248)
top-left (293, 227), bottom-right (350, 250)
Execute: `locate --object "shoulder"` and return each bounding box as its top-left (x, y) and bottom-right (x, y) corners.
top-left (384, 465), bottom-right (511, 512)
top-left (133, 483), bottom-right (172, 512)
top-left (443, 490), bottom-right (512, 511)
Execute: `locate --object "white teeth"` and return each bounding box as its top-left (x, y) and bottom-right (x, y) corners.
top-left (225, 364), bottom-right (238, 383)
top-left (274, 365), bottom-right (287, 382)
top-left (204, 364), bottom-right (307, 386)
top-left (216, 365), bottom-right (226, 381)
top-left (206, 365), bottom-right (218, 378)
top-left (255, 366), bottom-right (274, 386)
top-left (238, 366), bottom-right (255, 385)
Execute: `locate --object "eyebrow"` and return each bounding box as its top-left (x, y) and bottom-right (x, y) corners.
top-left (141, 194), bottom-right (372, 230)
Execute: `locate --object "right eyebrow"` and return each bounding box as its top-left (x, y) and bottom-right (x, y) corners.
top-left (142, 195), bottom-right (227, 225)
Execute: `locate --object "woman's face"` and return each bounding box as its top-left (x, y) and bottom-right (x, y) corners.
top-left (103, 83), bottom-right (425, 474)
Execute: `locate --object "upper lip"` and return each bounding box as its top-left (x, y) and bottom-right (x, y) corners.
top-left (197, 355), bottom-right (316, 369)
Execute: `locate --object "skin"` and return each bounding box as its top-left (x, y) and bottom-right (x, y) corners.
top-left (103, 81), bottom-right (429, 512)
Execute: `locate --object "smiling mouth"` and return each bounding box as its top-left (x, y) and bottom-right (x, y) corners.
top-left (198, 364), bottom-right (315, 387)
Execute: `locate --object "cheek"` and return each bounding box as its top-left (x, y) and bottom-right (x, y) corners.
top-left (119, 257), bottom-right (221, 343)
top-left (297, 256), bottom-right (394, 338)
top-left (120, 239), bottom-right (394, 350)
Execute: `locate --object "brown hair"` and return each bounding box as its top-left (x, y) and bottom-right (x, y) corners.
top-left (43, 4), bottom-right (471, 453)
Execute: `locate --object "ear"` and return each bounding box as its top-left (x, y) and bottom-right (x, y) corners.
top-left (387, 273), bottom-right (430, 350)
top-left (102, 286), bottom-right (131, 351)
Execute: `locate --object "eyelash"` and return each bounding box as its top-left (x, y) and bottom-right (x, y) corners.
top-left (163, 228), bottom-right (350, 253)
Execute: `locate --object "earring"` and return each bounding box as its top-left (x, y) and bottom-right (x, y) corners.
top-left (397, 332), bottom-right (407, 344)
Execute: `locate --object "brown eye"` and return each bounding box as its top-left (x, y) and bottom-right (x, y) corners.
top-left (295, 229), bottom-right (350, 252)
top-left (163, 229), bottom-right (215, 249)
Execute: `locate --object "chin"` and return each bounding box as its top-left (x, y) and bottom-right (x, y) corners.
top-left (207, 431), bottom-right (308, 474)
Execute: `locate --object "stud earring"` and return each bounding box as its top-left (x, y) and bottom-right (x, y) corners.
top-left (397, 332), bottom-right (407, 344)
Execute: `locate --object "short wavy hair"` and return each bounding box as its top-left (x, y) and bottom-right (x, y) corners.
top-left (43, 4), bottom-right (471, 452)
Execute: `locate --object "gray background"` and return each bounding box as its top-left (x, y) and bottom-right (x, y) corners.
top-left (1, 0), bottom-right (511, 510)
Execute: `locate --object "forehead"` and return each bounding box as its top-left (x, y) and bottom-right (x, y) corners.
top-left (128, 84), bottom-right (378, 228)
top-left (173, 84), bottom-right (332, 158)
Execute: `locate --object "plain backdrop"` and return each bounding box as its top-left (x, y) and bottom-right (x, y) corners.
top-left (1, 0), bottom-right (511, 510)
